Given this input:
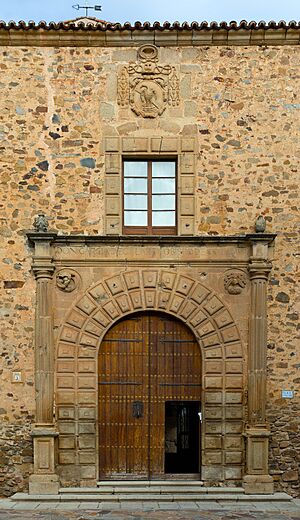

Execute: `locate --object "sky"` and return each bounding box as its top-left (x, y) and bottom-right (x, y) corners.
top-left (0, 0), bottom-right (299, 24)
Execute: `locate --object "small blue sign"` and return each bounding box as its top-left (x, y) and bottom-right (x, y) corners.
top-left (282, 390), bottom-right (294, 399)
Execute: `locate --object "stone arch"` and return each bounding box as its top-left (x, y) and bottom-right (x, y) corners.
top-left (56, 269), bottom-right (245, 485)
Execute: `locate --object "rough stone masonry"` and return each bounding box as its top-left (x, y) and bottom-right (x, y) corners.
top-left (0, 20), bottom-right (299, 497)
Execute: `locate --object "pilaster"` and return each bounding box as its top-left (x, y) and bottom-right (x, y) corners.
top-left (243, 237), bottom-right (274, 494)
top-left (28, 233), bottom-right (60, 495)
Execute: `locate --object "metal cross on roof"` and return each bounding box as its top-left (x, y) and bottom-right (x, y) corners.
top-left (72, 2), bottom-right (102, 17)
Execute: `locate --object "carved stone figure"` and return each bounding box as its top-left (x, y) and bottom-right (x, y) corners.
top-left (33, 213), bottom-right (48, 232)
top-left (56, 270), bottom-right (77, 292)
top-left (255, 215), bottom-right (266, 233)
top-left (224, 271), bottom-right (247, 295)
top-left (118, 44), bottom-right (180, 118)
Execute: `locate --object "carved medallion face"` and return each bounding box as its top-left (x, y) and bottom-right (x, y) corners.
top-left (56, 269), bottom-right (79, 293)
top-left (224, 271), bottom-right (247, 295)
top-left (131, 79), bottom-right (167, 118)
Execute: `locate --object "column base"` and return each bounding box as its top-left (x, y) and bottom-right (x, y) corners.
top-left (243, 474), bottom-right (274, 494)
top-left (29, 474), bottom-right (60, 495)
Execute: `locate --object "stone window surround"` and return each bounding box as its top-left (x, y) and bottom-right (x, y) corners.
top-left (104, 136), bottom-right (197, 236)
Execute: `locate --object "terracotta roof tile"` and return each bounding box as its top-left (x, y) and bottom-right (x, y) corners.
top-left (0, 19), bottom-right (299, 31)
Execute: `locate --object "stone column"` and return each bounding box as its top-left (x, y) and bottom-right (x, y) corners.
top-left (243, 238), bottom-right (274, 494)
top-left (28, 234), bottom-right (59, 495)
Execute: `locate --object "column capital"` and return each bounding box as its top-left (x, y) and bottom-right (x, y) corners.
top-left (248, 258), bottom-right (272, 281)
top-left (32, 263), bottom-right (55, 281)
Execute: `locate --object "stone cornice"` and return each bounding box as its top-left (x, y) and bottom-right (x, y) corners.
top-left (27, 232), bottom-right (276, 246)
top-left (0, 20), bottom-right (299, 47)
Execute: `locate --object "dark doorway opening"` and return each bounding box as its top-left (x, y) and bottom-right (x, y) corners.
top-left (165, 401), bottom-right (200, 474)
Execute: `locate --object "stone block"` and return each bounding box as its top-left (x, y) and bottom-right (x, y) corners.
top-left (78, 435), bottom-right (95, 449)
top-left (57, 376), bottom-right (75, 389)
top-left (78, 408), bottom-right (96, 420)
top-left (66, 311), bottom-right (86, 329)
top-left (205, 435), bottom-right (222, 449)
top-left (58, 423), bottom-right (75, 435)
top-left (58, 436), bottom-right (75, 450)
top-left (80, 333), bottom-right (98, 347)
top-left (29, 474), bottom-right (59, 496)
top-left (202, 334), bottom-right (220, 348)
top-left (78, 360), bottom-right (96, 373)
top-left (80, 466), bottom-right (96, 479)
top-left (78, 346), bottom-right (97, 359)
top-left (225, 392), bottom-right (243, 404)
top-left (123, 138), bottom-right (148, 152)
top-left (205, 360), bottom-right (223, 373)
top-left (60, 327), bottom-right (79, 344)
top-left (180, 175), bottom-right (195, 194)
top-left (205, 421), bottom-right (223, 434)
top-left (225, 406), bottom-right (243, 419)
top-left (78, 392), bottom-right (96, 405)
top-left (78, 375), bottom-right (96, 389)
top-left (181, 137), bottom-right (196, 152)
top-left (176, 275), bottom-right (194, 295)
top-left (225, 360), bottom-right (243, 374)
top-left (180, 196), bottom-right (195, 216)
top-left (204, 296), bottom-right (224, 316)
top-left (105, 153), bottom-right (121, 174)
top-left (205, 391), bottom-right (222, 404)
top-left (224, 436), bottom-right (243, 450)
top-left (243, 475), bottom-right (274, 494)
top-left (203, 451), bottom-right (222, 464)
top-left (225, 466), bottom-right (242, 479)
top-left (58, 407), bottom-right (75, 420)
top-left (79, 452), bottom-right (96, 464)
top-left (105, 137), bottom-right (120, 152)
top-left (78, 423), bottom-right (96, 434)
top-left (204, 347), bottom-right (223, 358)
top-left (225, 422), bottom-right (243, 434)
top-left (221, 326), bottom-right (240, 343)
top-left (225, 343), bottom-right (243, 358)
top-left (57, 344), bottom-right (76, 359)
top-left (56, 391), bottom-right (75, 405)
top-left (201, 466), bottom-right (224, 480)
top-left (225, 376), bottom-right (243, 389)
top-left (115, 294), bottom-right (131, 313)
top-left (76, 296), bottom-right (97, 316)
top-left (59, 451), bottom-right (76, 465)
top-left (179, 216), bottom-right (195, 235)
top-left (105, 176), bottom-right (120, 195)
top-left (205, 406), bottom-right (223, 419)
top-left (105, 196), bottom-right (121, 216)
top-left (151, 137), bottom-right (178, 152)
top-left (225, 451), bottom-right (243, 464)
top-left (179, 153), bottom-right (195, 174)
top-left (57, 361), bottom-right (75, 373)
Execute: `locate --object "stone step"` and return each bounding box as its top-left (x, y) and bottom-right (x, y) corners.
top-left (61, 487), bottom-right (244, 495)
top-left (12, 492), bottom-right (293, 503)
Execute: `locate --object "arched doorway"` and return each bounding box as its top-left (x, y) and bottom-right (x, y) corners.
top-left (98, 312), bottom-right (202, 480)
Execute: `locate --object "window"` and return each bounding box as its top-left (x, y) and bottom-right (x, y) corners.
top-left (123, 160), bottom-right (177, 235)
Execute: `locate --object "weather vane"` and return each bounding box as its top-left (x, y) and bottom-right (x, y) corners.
top-left (72, 1), bottom-right (102, 17)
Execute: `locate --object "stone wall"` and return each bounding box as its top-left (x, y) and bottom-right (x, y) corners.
top-left (0, 42), bottom-right (299, 496)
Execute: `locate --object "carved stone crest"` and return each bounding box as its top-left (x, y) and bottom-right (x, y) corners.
top-left (56, 270), bottom-right (78, 293)
top-left (118, 44), bottom-right (180, 118)
top-left (224, 271), bottom-right (247, 295)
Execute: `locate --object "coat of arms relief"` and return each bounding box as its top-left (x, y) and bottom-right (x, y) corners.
top-left (117, 44), bottom-right (180, 118)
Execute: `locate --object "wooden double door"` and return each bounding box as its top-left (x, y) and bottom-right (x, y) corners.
top-left (98, 312), bottom-right (202, 479)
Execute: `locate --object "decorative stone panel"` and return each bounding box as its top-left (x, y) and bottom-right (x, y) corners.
top-left (56, 268), bottom-right (245, 486)
top-left (104, 136), bottom-right (197, 236)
